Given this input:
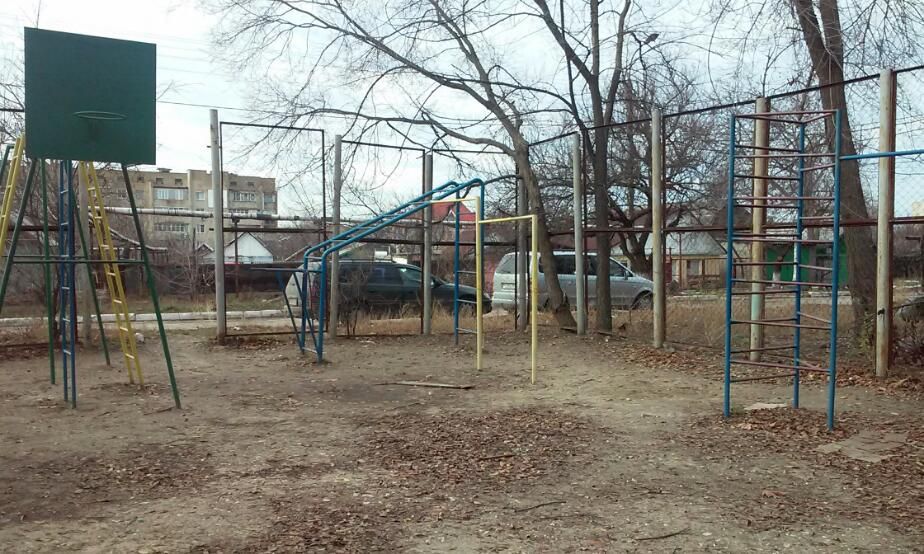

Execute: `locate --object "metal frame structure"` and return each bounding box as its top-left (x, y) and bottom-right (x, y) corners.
top-left (478, 214), bottom-right (538, 383)
top-left (0, 155), bottom-right (181, 409)
top-left (723, 109), bottom-right (842, 429)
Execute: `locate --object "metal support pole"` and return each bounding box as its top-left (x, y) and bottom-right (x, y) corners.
top-left (121, 165), bottom-right (181, 409)
top-left (876, 68), bottom-right (897, 378)
top-left (41, 163), bottom-right (55, 383)
top-left (422, 153), bottom-right (434, 334)
top-left (210, 109), bottom-right (226, 341)
top-left (77, 167), bottom-right (92, 341)
top-left (329, 134), bottom-right (342, 340)
top-left (572, 133), bottom-right (586, 335)
top-left (749, 98), bottom-right (770, 361)
top-left (516, 161), bottom-right (528, 331)
top-left (651, 111), bottom-right (666, 348)
top-left (723, 115), bottom-right (737, 419)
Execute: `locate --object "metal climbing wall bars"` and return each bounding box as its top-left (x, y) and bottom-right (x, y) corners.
top-left (723, 109), bottom-right (843, 430)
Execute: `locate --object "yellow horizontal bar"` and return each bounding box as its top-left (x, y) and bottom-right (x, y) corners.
top-left (479, 215), bottom-right (534, 225)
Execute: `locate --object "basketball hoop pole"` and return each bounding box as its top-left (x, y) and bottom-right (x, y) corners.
top-left (121, 165), bottom-right (181, 409)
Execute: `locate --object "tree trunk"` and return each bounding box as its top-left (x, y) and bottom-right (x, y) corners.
top-left (592, 127), bottom-right (612, 331)
top-left (792, 0), bottom-right (876, 337)
top-left (514, 146), bottom-right (577, 328)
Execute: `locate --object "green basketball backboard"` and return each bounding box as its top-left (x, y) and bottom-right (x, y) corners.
top-left (24, 28), bottom-right (156, 164)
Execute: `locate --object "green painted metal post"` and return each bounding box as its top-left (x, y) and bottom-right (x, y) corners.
top-left (67, 175), bottom-right (110, 365)
top-left (0, 163), bottom-right (38, 315)
top-left (120, 165), bottom-right (181, 409)
top-left (40, 163), bottom-right (55, 384)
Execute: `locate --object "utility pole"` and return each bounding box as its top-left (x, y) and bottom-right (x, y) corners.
top-left (210, 109), bottom-right (226, 341)
top-left (651, 109), bottom-right (666, 348)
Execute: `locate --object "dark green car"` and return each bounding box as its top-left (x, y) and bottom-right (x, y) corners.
top-left (287, 259), bottom-right (492, 314)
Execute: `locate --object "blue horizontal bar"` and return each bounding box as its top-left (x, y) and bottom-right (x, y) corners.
top-left (456, 328), bottom-right (477, 334)
top-left (840, 148), bottom-right (924, 161)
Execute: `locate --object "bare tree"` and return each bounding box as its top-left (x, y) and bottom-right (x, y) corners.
top-left (708, 0), bottom-right (924, 338)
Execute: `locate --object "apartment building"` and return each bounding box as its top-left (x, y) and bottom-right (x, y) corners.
top-left (96, 167), bottom-right (277, 249)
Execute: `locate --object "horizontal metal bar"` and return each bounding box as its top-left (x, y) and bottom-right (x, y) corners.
top-left (730, 288), bottom-right (800, 296)
top-left (479, 215), bottom-right (534, 225)
top-left (734, 143), bottom-right (803, 153)
top-left (798, 263), bottom-right (833, 272)
top-left (734, 261), bottom-right (798, 267)
top-left (735, 174), bottom-right (801, 181)
top-left (730, 372), bottom-right (796, 383)
top-left (730, 344), bottom-right (796, 354)
top-left (733, 278), bottom-right (833, 287)
top-left (797, 311), bottom-right (831, 324)
top-left (457, 299), bottom-right (476, 305)
top-left (731, 319), bottom-right (830, 330)
top-left (456, 328), bottom-right (477, 334)
top-left (737, 195), bottom-right (833, 201)
top-left (799, 163), bottom-right (835, 173)
top-left (738, 109), bottom-right (836, 117)
top-left (734, 204), bottom-right (800, 209)
top-left (735, 153), bottom-right (834, 159)
top-left (733, 237), bottom-right (833, 245)
top-left (730, 358), bottom-right (825, 372)
top-left (840, 147), bottom-right (924, 161)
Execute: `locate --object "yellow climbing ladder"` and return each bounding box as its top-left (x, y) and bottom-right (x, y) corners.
top-left (78, 162), bottom-right (144, 385)
top-left (0, 136), bottom-right (26, 260)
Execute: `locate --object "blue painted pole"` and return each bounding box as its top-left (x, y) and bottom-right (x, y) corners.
top-left (794, 124), bottom-right (807, 408)
top-left (827, 110), bottom-right (844, 431)
top-left (723, 114), bottom-right (737, 419)
top-left (453, 189), bottom-right (461, 345)
top-left (840, 147), bottom-right (924, 161)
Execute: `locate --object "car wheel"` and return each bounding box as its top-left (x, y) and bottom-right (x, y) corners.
top-left (632, 293), bottom-right (653, 310)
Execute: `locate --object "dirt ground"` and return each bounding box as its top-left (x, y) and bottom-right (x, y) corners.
top-left (1, 325), bottom-right (922, 553)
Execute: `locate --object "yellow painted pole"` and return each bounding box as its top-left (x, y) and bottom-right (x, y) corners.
top-left (0, 136), bottom-right (26, 259)
top-left (530, 215), bottom-right (538, 384)
top-left (478, 214), bottom-right (539, 383)
top-left (474, 198), bottom-right (483, 371)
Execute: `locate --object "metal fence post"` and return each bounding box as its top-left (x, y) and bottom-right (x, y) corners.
top-left (329, 134), bottom-right (342, 340)
top-left (876, 68), bottom-right (897, 378)
top-left (572, 133), bottom-right (586, 335)
top-left (749, 97), bottom-right (769, 361)
top-left (516, 155), bottom-right (528, 331)
top-left (651, 110), bottom-right (666, 347)
top-left (422, 152), bottom-right (434, 334)
top-left (209, 109), bottom-right (226, 341)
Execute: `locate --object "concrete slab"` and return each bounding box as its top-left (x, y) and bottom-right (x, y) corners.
top-left (816, 431), bottom-right (908, 463)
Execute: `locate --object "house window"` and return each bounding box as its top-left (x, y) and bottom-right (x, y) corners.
top-left (197, 224), bottom-right (206, 233)
top-left (116, 190), bottom-right (128, 199)
top-left (263, 193), bottom-right (276, 204)
top-left (230, 180), bottom-right (238, 186)
top-left (230, 208), bottom-right (251, 214)
top-left (136, 175), bottom-right (143, 182)
top-left (154, 187), bottom-right (187, 201)
top-left (154, 222), bottom-right (189, 233)
top-left (174, 178), bottom-right (183, 186)
top-left (195, 191), bottom-right (206, 201)
top-left (247, 181), bottom-right (255, 187)
top-left (232, 191), bottom-right (256, 202)
top-left (155, 177), bottom-right (164, 185)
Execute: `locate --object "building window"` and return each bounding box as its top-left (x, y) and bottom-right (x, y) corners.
top-left (154, 222), bottom-right (189, 233)
top-left (263, 193), bottom-right (276, 204)
top-left (230, 180), bottom-right (237, 186)
top-left (230, 208), bottom-right (251, 214)
top-left (136, 175), bottom-right (143, 182)
top-left (197, 224), bottom-right (206, 233)
top-left (116, 190), bottom-right (128, 199)
top-left (155, 187), bottom-right (187, 201)
top-left (195, 191), bottom-right (206, 201)
top-left (174, 178), bottom-right (183, 185)
top-left (232, 191), bottom-right (256, 202)
top-left (247, 181), bottom-right (255, 187)
top-left (155, 177), bottom-right (164, 185)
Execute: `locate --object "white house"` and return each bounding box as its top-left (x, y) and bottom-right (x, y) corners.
top-left (203, 232), bottom-right (274, 264)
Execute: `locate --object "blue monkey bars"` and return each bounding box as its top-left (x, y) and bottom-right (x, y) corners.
top-left (285, 178), bottom-right (486, 361)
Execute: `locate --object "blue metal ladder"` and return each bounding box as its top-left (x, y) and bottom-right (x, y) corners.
top-left (58, 161), bottom-right (78, 407)
top-left (723, 109), bottom-right (843, 430)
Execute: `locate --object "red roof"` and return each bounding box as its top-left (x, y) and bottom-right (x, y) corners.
top-left (431, 201), bottom-right (476, 223)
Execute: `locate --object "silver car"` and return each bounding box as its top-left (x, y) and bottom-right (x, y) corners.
top-left (491, 250), bottom-right (653, 311)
